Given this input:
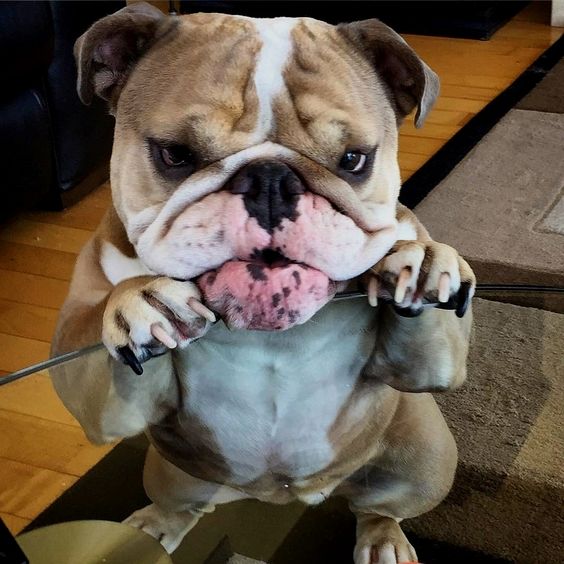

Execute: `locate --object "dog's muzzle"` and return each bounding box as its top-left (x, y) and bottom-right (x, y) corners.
top-left (197, 159), bottom-right (336, 331)
top-left (135, 153), bottom-right (398, 332)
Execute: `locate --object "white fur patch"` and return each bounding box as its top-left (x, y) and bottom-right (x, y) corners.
top-left (252, 18), bottom-right (296, 139)
top-left (397, 221), bottom-right (417, 241)
top-left (101, 242), bottom-right (153, 286)
top-left (177, 299), bottom-right (377, 484)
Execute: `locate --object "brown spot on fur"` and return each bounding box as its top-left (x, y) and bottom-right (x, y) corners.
top-left (115, 311), bottom-right (130, 334)
top-left (276, 21), bottom-right (383, 165)
top-left (118, 13), bottom-right (262, 162)
top-left (292, 270), bottom-right (302, 288)
top-left (272, 293), bottom-right (282, 307)
top-left (283, 287), bottom-right (291, 297)
top-left (418, 245), bottom-right (434, 287)
top-left (149, 411), bottom-right (231, 483)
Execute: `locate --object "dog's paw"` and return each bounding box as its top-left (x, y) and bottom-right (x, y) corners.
top-left (124, 503), bottom-right (200, 553)
top-left (366, 240), bottom-right (475, 318)
top-left (103, 276), bottom-right (215, 374)
top-left (354, 517), bottom-right (417, 564)
top-left (357, 543), bottom-right (418, 564)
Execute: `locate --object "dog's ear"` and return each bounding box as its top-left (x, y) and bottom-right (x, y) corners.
top-left (338, 20), bottom-right (439, 128)
top-left (74, 2), bottom-right (167, 108)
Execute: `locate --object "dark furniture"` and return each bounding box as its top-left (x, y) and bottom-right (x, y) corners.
top-left (0, 1), bottom-right (124, 218)
top-left (178, 1), bottom-right (528, 40)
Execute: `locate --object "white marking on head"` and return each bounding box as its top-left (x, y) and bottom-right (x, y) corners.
top-left (101, 242), bottom-right (153, 286)
top-left (251, 18), bottom-right (296, 139)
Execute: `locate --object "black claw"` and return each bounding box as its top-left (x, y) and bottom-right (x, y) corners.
top-left (117, 345), bottom-right (144, 375)
top-left (455, 281), bottom-right (473, 318)
top-left (393, 304), bottom-right (424, 318)
top-left (436, 297), bottom-right (457, 311)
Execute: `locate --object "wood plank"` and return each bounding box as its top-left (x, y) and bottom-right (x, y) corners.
top-left (513, 2), bottom-right (546, 23)
top-left (86, 182), bottom-right (112, 207)
top-left (416, 53), bottom-right (537, 80)
top-left (0, 300), bottom-right (58, 342)
top-left (398, 152), bottom-right (431, 172)
top-left (404, 35), bottom-right (520, 56)
top-left (0, 372), bottom-right (79, 427)
top-left (0, 270), bottom-right (69, 309)
top-left (438, 73), bottom-right (513, 89)
top-left (406, 33), bottom-right (544, 53)
top-left (0, 241), bottom-right (76, 281)
top-left (0, 220), bottom-right (91, 255)
top-left (25, 201), bottom-right (107, 231)
top-left (439, 84), bottom-right (503, 102)
top-left (399, 122), bottom-right (461, 140)
top-left (411, 108), bottom-right (470, 126)
top-left (0, 458), bottom-right (77, 520)
top-left (59, 181), bottom-right (111, 210)
top-left (494, 21), bottom-right (562, 47)
top-left (0, 334), bottom-right (51, 373)
top-left (398, 136), bottom-right (446, 156)
top-left (0, 512), bottom-right (30, 535)
top-left (0, 410), bottom-right (113, 477)
top-left (400, 169), bottom-right (415, 181)
top-left (434, 96), bottom-right (486, 114)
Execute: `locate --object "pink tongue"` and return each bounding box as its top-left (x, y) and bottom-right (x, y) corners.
top-left (197, 261), bottom-right (335, 330)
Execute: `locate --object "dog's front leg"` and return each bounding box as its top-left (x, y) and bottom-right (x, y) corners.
top-left (364, 205), bottom-right (475, 392)
top-left (51, 217), bottom-right (213, 443)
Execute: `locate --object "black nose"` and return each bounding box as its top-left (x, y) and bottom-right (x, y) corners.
top-left (230, 159), bottom-right (305, 232)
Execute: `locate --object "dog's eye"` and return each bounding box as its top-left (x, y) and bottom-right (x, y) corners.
top-left (160, 145), bottom-right (194, 167)
top-left (339, 151), bottom-right (367, 173)
top-left (149, 139), bottom-right (197, 181)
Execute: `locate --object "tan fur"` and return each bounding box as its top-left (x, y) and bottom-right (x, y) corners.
top-left (52, 6), bottom-right (474, 561)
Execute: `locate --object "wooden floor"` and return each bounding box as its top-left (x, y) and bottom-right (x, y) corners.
top-left (0, 3), bottom-right (561, 535)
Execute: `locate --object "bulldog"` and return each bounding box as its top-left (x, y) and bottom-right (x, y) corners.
top-left (51, 4), bottom-right (475, 563)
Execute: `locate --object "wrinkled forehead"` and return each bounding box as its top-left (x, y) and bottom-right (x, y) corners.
top-left (118, 13), bottom-right (391, 157)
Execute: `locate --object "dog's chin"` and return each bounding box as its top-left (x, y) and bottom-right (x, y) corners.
top-left (196, 256), bottom-right (337, 331)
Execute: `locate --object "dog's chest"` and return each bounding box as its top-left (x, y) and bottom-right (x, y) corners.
top-left (158, 301), bottom-right (377, 483)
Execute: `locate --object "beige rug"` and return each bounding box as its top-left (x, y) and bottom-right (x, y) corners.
top-left (415, 108), bottom-right (564, 312)
top-left (517, 58), bottom-right (564, 114)
top-left (406, 298), bottom-right (564, 563)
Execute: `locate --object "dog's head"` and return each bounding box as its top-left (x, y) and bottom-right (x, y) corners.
top-left (76, 3), bottom-right (438, 330)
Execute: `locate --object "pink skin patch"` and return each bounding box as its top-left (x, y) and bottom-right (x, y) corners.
top-left (271, 195), bottom-right (394, 279)
top-left (137, 193), bottom-right (396, 282)
top-left (197, 261), bottom-right (336, 331)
